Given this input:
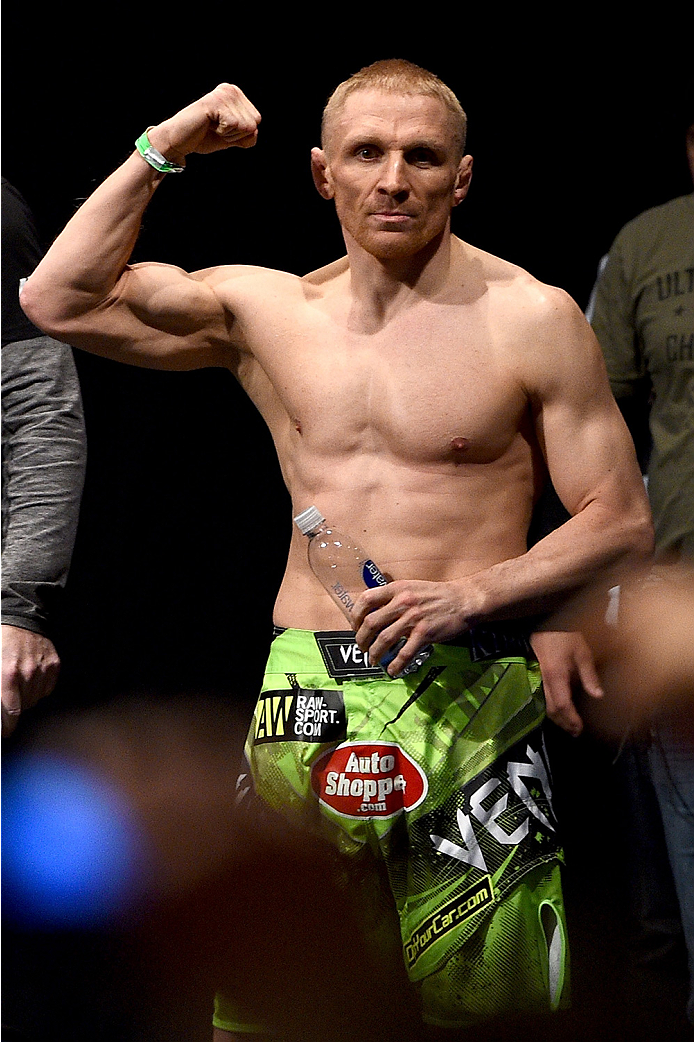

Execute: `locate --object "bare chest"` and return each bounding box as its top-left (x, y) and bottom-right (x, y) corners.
top-left (240, 298), bottom-right (530, 467)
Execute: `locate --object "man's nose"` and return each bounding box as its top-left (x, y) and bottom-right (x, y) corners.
top-left (377, 153), bottom-right (409, 196)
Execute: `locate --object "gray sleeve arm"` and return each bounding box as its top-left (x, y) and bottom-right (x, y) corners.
top-left (2, 335), bottom-right (87, 638)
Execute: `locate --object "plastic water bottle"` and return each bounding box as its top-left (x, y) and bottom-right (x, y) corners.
top-left (293, 505), bottom-right (431, 676)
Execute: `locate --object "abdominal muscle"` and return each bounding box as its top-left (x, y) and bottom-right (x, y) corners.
top-left (272, 446), bottom-right (537, 631)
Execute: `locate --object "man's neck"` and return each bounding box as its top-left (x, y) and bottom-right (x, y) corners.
top-left (343, 230), bottom-right (457, 332)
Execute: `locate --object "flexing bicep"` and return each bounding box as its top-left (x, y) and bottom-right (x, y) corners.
top-left (35, 261), bottom-right (236, 371)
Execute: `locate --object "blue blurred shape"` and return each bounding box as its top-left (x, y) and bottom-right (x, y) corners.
top-left (2, 752), bottom-right (147, 928)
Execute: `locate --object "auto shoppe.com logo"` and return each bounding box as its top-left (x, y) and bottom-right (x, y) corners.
top-left (311, 741), bottom-right (428, 819)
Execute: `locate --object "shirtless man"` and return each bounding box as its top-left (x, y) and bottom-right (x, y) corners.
top-left (22, 61), bottom-right (653, 1035)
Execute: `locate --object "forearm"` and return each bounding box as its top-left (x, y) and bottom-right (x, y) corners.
top-left (1, 337), bottom-right (87, 637)
top-left (21, 84), bottom-right (261, 344)
top-left (465, 498), bottom-right (654, 625)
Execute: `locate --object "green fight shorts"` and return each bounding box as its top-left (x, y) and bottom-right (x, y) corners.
top-left (214, 627), bottom-right (568, 1033)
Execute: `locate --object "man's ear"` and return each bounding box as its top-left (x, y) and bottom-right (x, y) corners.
top-left (311, 147), bottom-right (334, 200)
top-left (452, 155), bottom-right (473, 207)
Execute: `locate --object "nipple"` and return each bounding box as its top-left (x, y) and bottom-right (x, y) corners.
top-left (449, 436), bottom-right (470, 465)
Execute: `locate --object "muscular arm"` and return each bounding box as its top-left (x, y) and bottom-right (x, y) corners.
top-left (20, 84), bottom-right (261, 371)
top-left (355, 289), bottom-right (654, 676)
top-left (478, 291), bottom-right (653, 610)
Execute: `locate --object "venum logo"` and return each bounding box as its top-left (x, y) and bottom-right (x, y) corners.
top-left (314, 632), bottom-right (383, 678)
top-left (429, 737), bottom-right (558, 872)
top-left (311, 741), bottom-right (428, 819)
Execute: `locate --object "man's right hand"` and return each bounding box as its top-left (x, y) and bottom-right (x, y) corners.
top-left (147, 83), bottom-right (261, 167)
top-left (19, 82), bottom-right (262, 372)
top-left (2, 625), bottom-right (61, 737)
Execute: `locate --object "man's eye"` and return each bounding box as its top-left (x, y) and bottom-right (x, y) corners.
top-left (409, 149), bottom-right (438, 166)
top-left (355, 146), bottom-right (379, 160)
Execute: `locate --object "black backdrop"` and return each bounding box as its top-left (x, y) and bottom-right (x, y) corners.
top-left (3, 16), bottom-right (694, 1038)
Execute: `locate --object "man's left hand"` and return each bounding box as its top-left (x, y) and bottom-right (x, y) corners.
top-left (353, 579), bottom-right (470, 676)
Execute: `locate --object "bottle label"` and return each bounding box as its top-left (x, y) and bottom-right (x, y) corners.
top-left (331, 580), bottom-right (356, 617)
top-left (362, 560), bottom-right (388, 588)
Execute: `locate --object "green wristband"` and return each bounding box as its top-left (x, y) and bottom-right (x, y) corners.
top-left (135, 129), bottom-right (185, 174)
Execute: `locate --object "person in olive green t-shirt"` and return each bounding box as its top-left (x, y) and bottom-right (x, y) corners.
top-left (591, 172), bottom-right (694, 560)
top-left (589, 121), bottom-right (694, 1027)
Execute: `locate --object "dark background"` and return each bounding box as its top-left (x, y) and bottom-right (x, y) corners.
top-left (3, 12), bottom-right (694, 1040)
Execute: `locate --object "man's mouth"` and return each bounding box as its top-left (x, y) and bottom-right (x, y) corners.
top-left (370, 211), bottom-right (415, 222)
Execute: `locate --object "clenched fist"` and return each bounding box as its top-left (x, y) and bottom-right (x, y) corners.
top-left (2, 625), bottom-right (61, 737)
top-left (146, 83), bottom-right (261, 167)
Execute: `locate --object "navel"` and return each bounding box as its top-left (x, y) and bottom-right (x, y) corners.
top-left (293, 418), bottom-right (303, 434)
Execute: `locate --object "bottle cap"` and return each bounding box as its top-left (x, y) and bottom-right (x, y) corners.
top-left (294, 505), bottom-right (325, 535)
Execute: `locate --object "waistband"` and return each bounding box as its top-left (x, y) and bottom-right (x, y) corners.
top-left (272, 623), bottom-right (534, 675)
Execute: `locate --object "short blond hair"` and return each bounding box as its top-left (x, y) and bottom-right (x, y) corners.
top-left (322, 59), bottom-right (468, 157)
